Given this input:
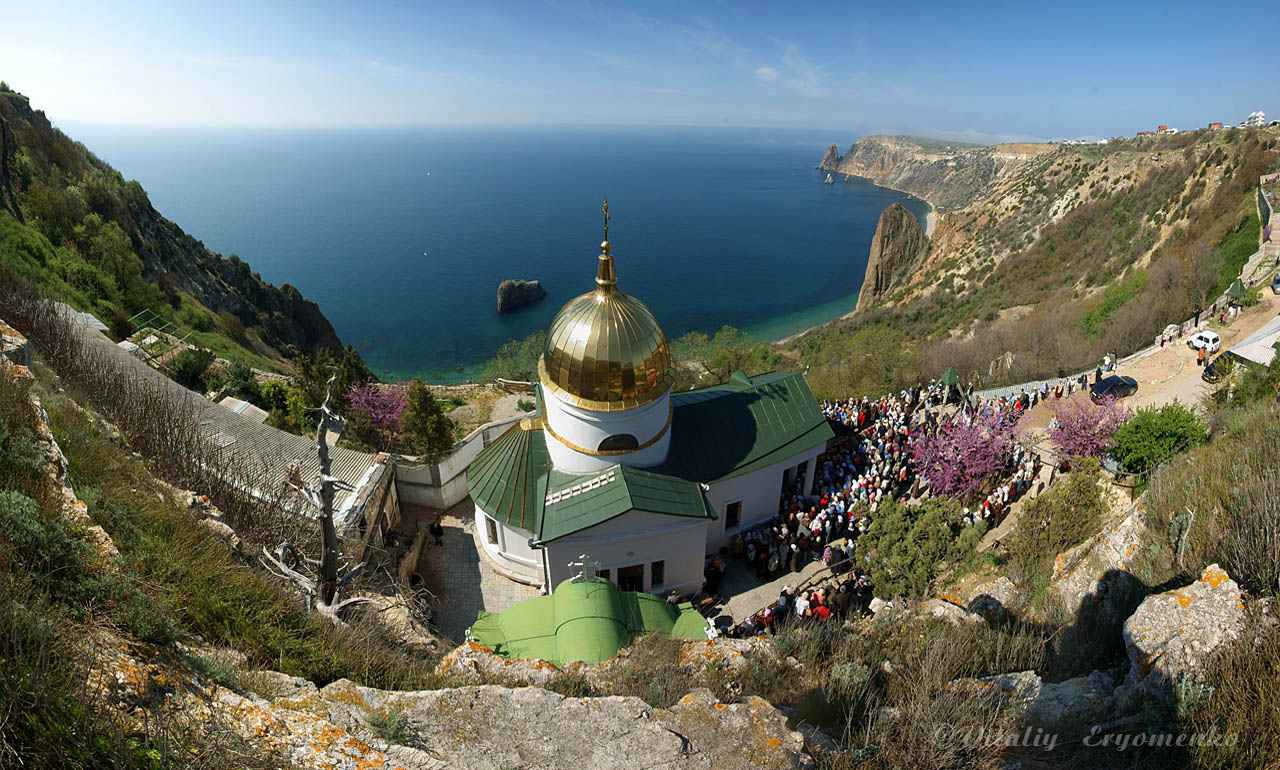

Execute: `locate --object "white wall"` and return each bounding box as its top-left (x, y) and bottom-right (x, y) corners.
top-left (702, 444), bottom-right (825, 551)
top-left (473, 501), bottom-right (544, 586)
top-left (542, 388), bottom-right (672, 473)
top-left (545, 511), bottom-right (708, 594)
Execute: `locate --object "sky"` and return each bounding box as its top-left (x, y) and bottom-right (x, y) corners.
top-left (0, 0), bottom-right (1270, 142)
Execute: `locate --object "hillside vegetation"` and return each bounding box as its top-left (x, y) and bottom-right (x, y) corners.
top-left (0, 84), bottom-right (344, 371)
top-left (801, 129), bottom-right (1278, 399)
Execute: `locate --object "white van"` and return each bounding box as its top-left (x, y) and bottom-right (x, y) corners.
top-left (1187, 330), bottom-right (1221, 353)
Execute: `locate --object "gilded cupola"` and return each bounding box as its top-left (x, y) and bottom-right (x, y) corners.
top-left (538, 201), bottom-right (674, 412)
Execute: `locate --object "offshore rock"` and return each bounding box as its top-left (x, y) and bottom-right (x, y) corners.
top-left (855, 203), bottom-right (929, 312)
top-left (818, 144), bottom-right (840, 171)
top-left (496, 279), bottom-right (548, 313)
top-left (1115, 563), bottom-right (1245, 710)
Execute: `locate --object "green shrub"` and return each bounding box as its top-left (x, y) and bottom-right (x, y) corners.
top-left (169, 347), bottom-right (215, 390)
top-left (1005, 459), bottom-right (1106, 592)
top-left (1113, 401), bottom-right (1206, 473)
top-left (857, 497), bottom-right (984, 599)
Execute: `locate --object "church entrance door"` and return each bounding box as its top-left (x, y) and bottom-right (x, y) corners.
top-left (617, 564), bottom-right (644, 592)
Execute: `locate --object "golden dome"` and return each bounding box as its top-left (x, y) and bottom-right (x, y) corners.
top-left (538, 237), bottom-right (674, 412)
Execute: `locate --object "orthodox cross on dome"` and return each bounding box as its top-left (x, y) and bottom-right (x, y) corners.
top-left (568, 553), bottom-right (603, 583)
top-left (602, 197), bottom-right (610, 242)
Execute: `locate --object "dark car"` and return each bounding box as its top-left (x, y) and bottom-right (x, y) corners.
top-left (1090, 374), bottom-right (1138, 403)
top-left (1272, 273), bottom-right (1280, 295)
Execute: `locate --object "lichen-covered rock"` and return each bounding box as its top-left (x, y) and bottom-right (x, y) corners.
top-left (1, 319), bottom-right (31, 369)
top-left (496, 279), bottom-right (547, 313)
top-left (1115, 563), bottom-right (1245, 709)
top-left (954, 670), bottom-right (1115, 730)
top-left (919, 596), bottom-right (983, 625)
top-left (316, 681), bottom-right (812, 770)
top-left (967, 576), bottom-right (1018, 623)
top-left (1050, 503), bottom-right (1149, 615)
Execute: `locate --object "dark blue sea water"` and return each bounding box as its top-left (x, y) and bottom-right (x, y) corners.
top-left (68, 125), bottom-right (928, 380)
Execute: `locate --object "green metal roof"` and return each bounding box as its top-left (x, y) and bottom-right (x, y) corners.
top-left (466, 370), bottom-right (831, 541)
top-left (468, 576), bottom-right (712, 665)
top-left (1227, 278), bottom-right (1247, 299)
top-left (658, 370), bottom-right (834, 482)
top-left (540, 464), bottom-right (712, 542)
top-left (466, 421), bottom-right (550, 535)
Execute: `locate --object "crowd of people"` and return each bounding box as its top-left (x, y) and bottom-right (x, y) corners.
top-left (712, 377), bottom-right (1053, 634)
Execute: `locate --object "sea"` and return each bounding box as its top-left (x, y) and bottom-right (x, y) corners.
top-left (68, 125), bottom-right (928, 381)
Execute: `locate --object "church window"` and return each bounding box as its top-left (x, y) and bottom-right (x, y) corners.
top-left (485, 516), bottom-right (499, 546)
top-left (651, 560), bottom-right (665, 587)
top-left (725, 501), bottom-right (742, 530)
top-left (597, 434), bottom-right (640, 452)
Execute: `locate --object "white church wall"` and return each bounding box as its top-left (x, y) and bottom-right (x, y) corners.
top-left (542, 388), bottom-right (672, 473)
top-left (472, 502), bottom-right (543, 586)
top-left (545, 512), bottom-right (708, 594)
top-left (702, 444), bottom-right (825, 551)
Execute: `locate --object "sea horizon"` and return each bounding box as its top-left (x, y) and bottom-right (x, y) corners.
top-left (67, 124), bottom-right (929, 380)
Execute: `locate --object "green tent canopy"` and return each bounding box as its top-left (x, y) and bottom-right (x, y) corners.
top-left (1227, 279), bottom-right (1247, 300)
top-left (468, 577), bottom-right (714, 665)
top-left (940, 366), bottom-right (960, 387)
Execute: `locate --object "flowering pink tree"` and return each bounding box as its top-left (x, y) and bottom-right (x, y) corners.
top-left (1049, 395), bottom-right (1130, 458)
top-left (345, 380), bottom-right (406, 435)
top-left (912, 410), bottom-right (1018, 500)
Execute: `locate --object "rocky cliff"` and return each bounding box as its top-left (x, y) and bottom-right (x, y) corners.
top-left (855, 203), bottom-right (929, 312)
top-left (0, 90), bottom-right (344, 359)
top-left (820, 135), bottom-right (1056, 210)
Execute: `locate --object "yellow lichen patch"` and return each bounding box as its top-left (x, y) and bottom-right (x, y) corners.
top-left (1171, 590), bottom-right (1192, 609)
top-left (1200, 565), bottom-right (1230, 589)
top-left (713, 703), bottom-right (728, 711)
top-left (767, 737), bottom-right (782, 749)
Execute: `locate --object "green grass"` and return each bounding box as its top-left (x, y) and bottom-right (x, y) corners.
top-left (1082, 269), bottom-right (1150, 338)
top-left (1211, 204), bottom-right (1261, 297)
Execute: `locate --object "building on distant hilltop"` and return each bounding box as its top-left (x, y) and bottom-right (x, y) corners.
top-left (1243, 111), bottom-right (1266, 127)
top-left (1136, 130), bottom-right (1156, 137)
top-left (466, 203), bottom-right (833, 596)
top-left (1208, 122), bottom-right (1224, 130)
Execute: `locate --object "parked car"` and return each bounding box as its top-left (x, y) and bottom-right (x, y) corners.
top-left (1091, 374), bottom-right (1138, 403)
top-left (1187, 330), bottom-right (1221, 353)
top-left (1272, 273), bottom-right (1280, 295)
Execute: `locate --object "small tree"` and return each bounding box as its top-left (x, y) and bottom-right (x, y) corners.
top-left (400, 378), bottom-right (455, 457)
top-left (169, 348), bottom-right (215, 390)
top-left (261, 367), bottom-right (373, 624)
top-left (858, 497), bottom-right (981, 599)
top-left (224, 360), bottom-right (262, 404)
top-left (1049, 395), bottom-right (1130, 458)
top-left (344, 380), bottom-right (407, 452)
top-left (912, 411), bottom-right (1018, 499)
top-left (482, 331), bottom-right (546, 383)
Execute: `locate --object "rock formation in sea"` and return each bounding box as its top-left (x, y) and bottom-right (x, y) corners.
top-left (855, 203), bottom-right (929, 312)
top-left (496, 279), bottom-right (548, 313)
top-left (819, 144), bottom-right (840, 170)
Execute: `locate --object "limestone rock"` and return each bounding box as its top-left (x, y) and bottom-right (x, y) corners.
top-left (0, 319), bottom-right (31, 369)
top-left (967, 576), bottom-right (1018, 623)
top-left (854, 203), bottom-right (928, 312)
top-left (1115, 563), bottom-right (1245, 708)
top-left (316, 681), bottom-right (812, 770)
top-left (954, 669), bottom-right (1115, 730)
top-left (1050, 503), bottom-right (1149, 616)
top-left (919, 597), bottom-right (982, 625)
top-left (868, 597), bottom-right (893, 615)
top-left (496, 279), bottom-right (547, 313)
top-left (818, 144), bottom-right (840, 171)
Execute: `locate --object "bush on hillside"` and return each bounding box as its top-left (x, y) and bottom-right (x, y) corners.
top-left (857, 497), bottom-right (985, 599)
top-left (1005, 458), bottom-right (1106, 591)
top-left (400, 378), bottom-right (455, 457)
top-left (169, 347), bottom-right (215, 390)
top-left (1112, 400), bottom-right (1205, 474)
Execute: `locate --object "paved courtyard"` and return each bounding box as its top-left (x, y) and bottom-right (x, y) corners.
top-left (413, 499), bottom-right (538, 642)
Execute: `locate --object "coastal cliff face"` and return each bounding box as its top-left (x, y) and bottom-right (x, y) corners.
top-left (0, 90), bottom-right (344, 360)
top-left (856, 203), bottom-right (928, 312)
top-left (820, 135), bottom-right (1056, 210)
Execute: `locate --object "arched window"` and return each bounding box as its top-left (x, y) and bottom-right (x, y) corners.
top-left (597, 434), bottom-right (639, 452)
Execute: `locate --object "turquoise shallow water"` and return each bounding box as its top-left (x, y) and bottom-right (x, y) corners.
top-left (70, 125), bottom-right (927, 379)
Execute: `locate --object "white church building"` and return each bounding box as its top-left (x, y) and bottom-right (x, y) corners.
top-left (467, 208), bottom-right (833, 595)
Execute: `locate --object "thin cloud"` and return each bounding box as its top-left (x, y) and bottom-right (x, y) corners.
top-left (755, 66), bottom-right (780, 83)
